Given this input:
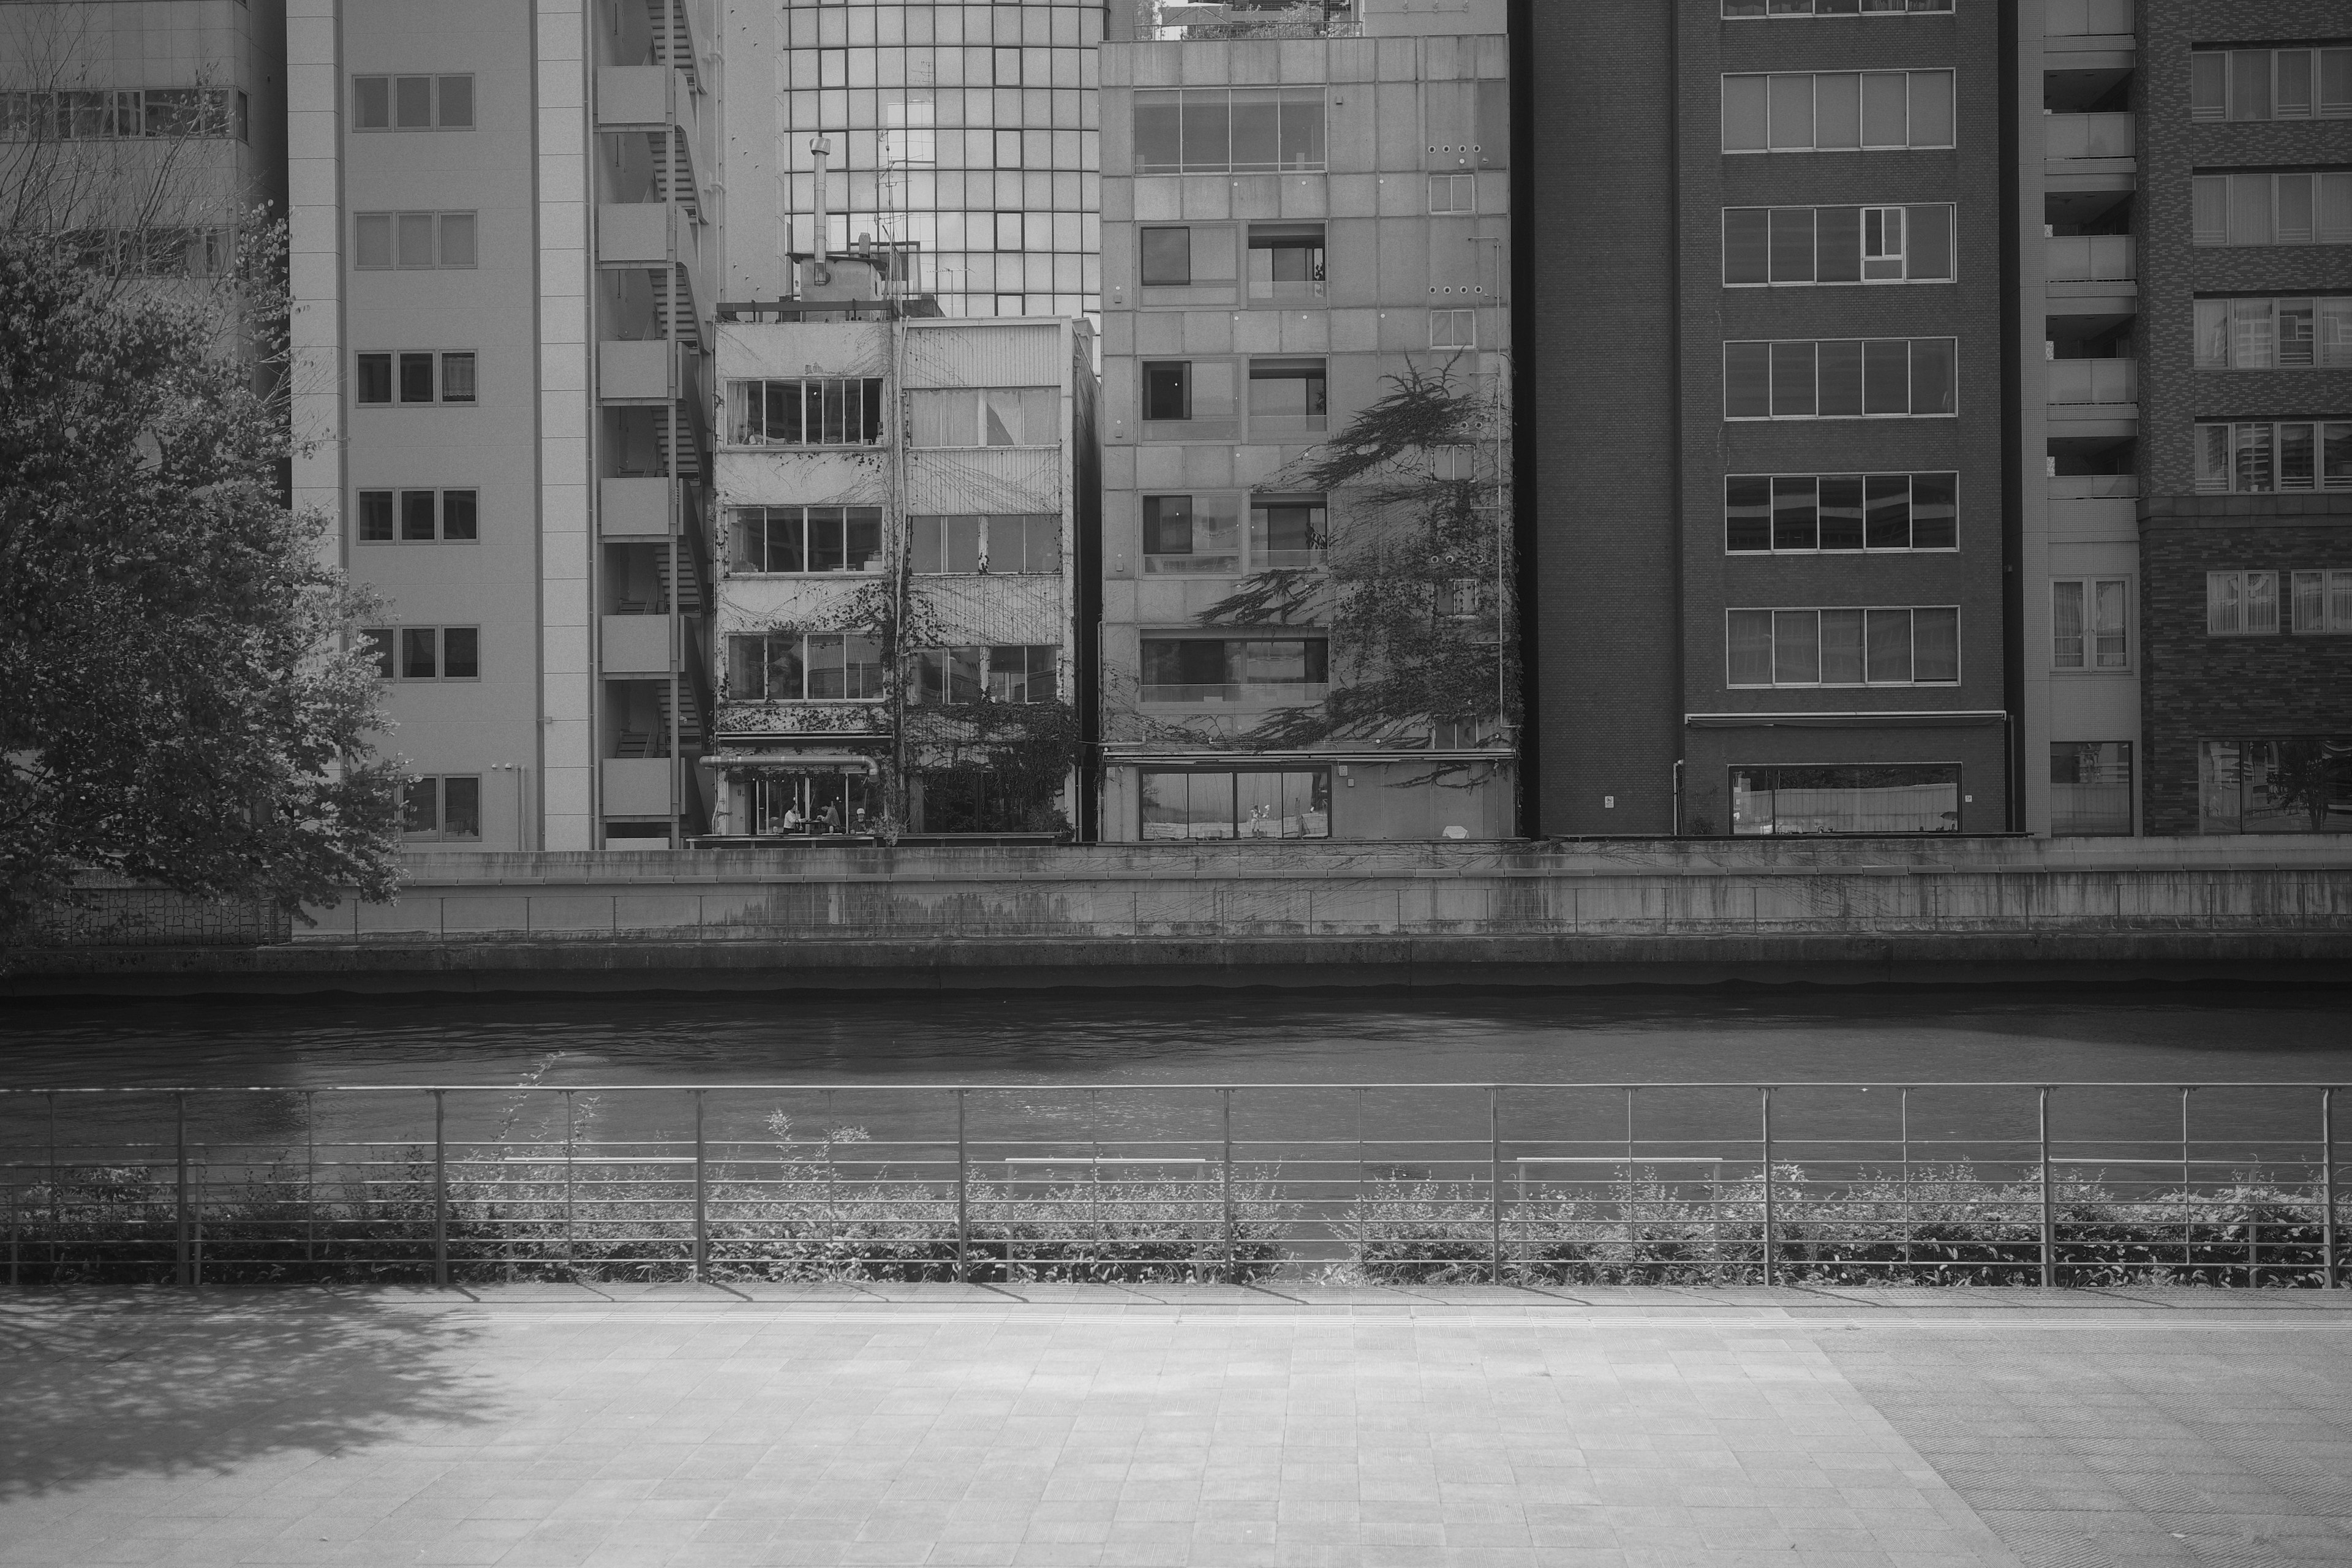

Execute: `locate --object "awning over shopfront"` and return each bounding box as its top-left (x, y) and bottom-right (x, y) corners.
top-left (699, 753), bottom-right (880, 775)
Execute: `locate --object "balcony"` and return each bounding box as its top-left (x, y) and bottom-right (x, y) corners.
top-left (599, 338), bottom-right (686, 402)
top-left (600, 614), bottom-right (673, 677)
top-left (2048, 473), bottom-right (2139, 500)
top-left (2047, 234), bottom-right (2134, 283)
top-left (2045, 113), bottom-right (2134, 160)
top-left (600, 477), bottom-right (675, 538)
top-left (1140, 683), bottom-right (1330, 706)
top-left (1137, 0), bottom-right (1358, 40)
top-left (2048, 358), bottom-right (2137, 406)
top-left (601, 758), bottom-right (674, 817)
top-left (598, 202), bottom-right (698, 268)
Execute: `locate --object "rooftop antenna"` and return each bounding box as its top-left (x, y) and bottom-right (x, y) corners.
top-left (809, 134), bottom-right (832, 267)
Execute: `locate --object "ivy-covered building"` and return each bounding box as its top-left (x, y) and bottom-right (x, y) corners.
top-left (704, 256), bottom-right (1098, 840)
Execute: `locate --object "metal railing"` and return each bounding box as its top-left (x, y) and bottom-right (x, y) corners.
top-left (3, 1082), bottom-right (2340, 1290)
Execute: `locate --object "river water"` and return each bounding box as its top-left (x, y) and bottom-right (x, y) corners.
top-left (2, 989), bottom-right (2346, 1177)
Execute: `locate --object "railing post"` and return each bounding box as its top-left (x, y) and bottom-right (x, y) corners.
top-left (2314, 1086), bottom-right (2333, 1297)
top-left (1760, 1088), bottom-right (1775, 1287)
top-left (432, 1090), bottom-right (449, 1289)
top-left (692, 1090), bottom-right (707, 1283)
top-left (1489, 1087), bottom-right (1504, 1286)
top-left (955, 1089), bottom-right (970, 1284)
top-left (174, 1093), bottom-right (190, 1289)
top-left (1221, 1088), bottom-right (1236, 1285)
top-left (2038, 1087), bottom-right (2056, 1289)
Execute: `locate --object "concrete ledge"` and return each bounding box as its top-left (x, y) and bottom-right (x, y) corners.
top-left (9, 929), bottom-right (2352, 997)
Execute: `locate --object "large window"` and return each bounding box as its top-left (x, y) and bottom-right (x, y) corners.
top-left (909, 386), bottom-right (1057, 447)
top-left (353, 212), bottom-right (475, 270)
top-left (2051, 743), bottom-right (2133, 836)
top-left (2294, 570), bottom-right (2352, 635)
top-left (1724, 339), bottom-right (1956, 420)
top-left (1140, 360), bottom-right (1240, 440)
top-left (1726, 606), bottom-right (1960, 687)
top-left (1721, 70), bottom-right (1954, 153)
top-left (1140, 636), bottom-right (1330, 704)
top-left (1723, 205), bottom-right (1954, 285)
top-left (726, 633), bottom-right (888, 701)
top-left (910, 514), bottom-right (1060, 575)
top-left (1731, 765), bottom-right (1961, 835)
top-left (1142, 770), bottom-right (1331, 841)
top-left (358, 489), bottom-right (477, 544)
top-left (1247, 359), bottom-right (1328, 439)
top-left (730, 378), bottom-right (886, 446)
top-left (2193, 297), bottom-right (2352, 369)
top-left (1248, 223), bottom-right (1325, 301)
top-left (352, 75), bottom-right (474, 130)
top-left (0, 87), bottom-right (247, 141)
top-left (357, 350), bottom-right (475, 405)
top-left (399, 775), bottom-right (482, 841)
top-left (2200, 739), bottom-right (2352, 833)
top-left (1724, 0), bottom-right (1951, 13)
top-left (1133, 87), bottom-right (1327, 175)
top-left (913, 645), bottom-right (1059, 705)
top-left (730, 507), bottom-right (884, 574)
top-left (2052, 579), bottom-right (2128, 669)
top-left (2194, 422), bottom-right (2352, 493)
top-left (1144, 494), bottom-right (1325, 575)
top-left (363, 627), bottom-right (480, 681)
top-left (2206, 571), bottom-right (2280, 636)
top-left (1724, 473), bottom-right (1956, 553)
top-left (2190, 49), bottom-right (2352, 122)
top-left (2192, 173), bottom-right (2352, 247)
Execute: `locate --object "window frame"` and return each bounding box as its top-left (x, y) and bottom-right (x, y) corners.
top-left (2191, 172), bottom-right (2352, 247)
top-left (2190, 48), bottom-right (2352, 123)
top-left (2051, 576), bottom-right (2131, 671)
top-left (2194, 421), bottom-right (2352, 492)
top-left (1430, 308), bottom-right (1477, 350)
top-left (1723, 203), bottom-right (1958, 286)
top-left (908, 514), bottom-right (1063, 576)
top-left (356, 349), bottom-right (477, 405)
top-left (727, 377), bottom-right (888, 447)
top-left (1132, 86), bottom-right (1329, 176)
top-left (351, 74), bottom-right (476, 131)
top-left (1723, 472), bottom-right (1959, 554)
top-left (1722, 0), bottom-right (1953, 15)
top-left (2206, 570), bottom-right (2283, 636)
top-left (1722, 338), bottom-right (1959, 420)
top-left (2292, 568), bottom-right (2352, 635)
top-left (1730, 763), bottom-right (1964, 837)
top-left (1428, 173), bottom-right (1476, 214)
top-left (1721, 69), bottom-right (1957, 153)
top-left (1142, 491), bottom-right (1328, 576)
top-left (353, 211), bottom-right (478, 270)
top-left (363, 625), bottom-right (481, 680)
top-left (2192, 295), bottom-right (2352, 369)
top-left (1724, 605), bottom-right (1962, 688)
top-left (1140, 767), bottom-right (1333, 842)
top-left (726, 631), bottom-right (889, 703)
top-left (1137, 634), bottom-right (1334, 705)
top-left (399, 774), bottom-right (484, 841)
top-left (728, 505), bottom-right (885, 575)
top-left (356, 488), bottom-right (478, 545)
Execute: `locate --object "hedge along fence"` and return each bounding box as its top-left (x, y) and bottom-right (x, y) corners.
top-left (4, 1155), bottom-right (2339, 1289)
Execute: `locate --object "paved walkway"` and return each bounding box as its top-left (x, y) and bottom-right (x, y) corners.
top-left (4, 1285), bottom-right (2351, 1568)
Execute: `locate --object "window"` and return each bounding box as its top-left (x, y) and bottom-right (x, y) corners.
top-left (908, 514), bottom-right (1060, 575)
top-left (1731, 765), bottom-right (1961, 835)
top-left (400, 775), bottom-right (483, 840)
top-left (1431, 309), bottom-right (1477, 350)
top-left (1723, 204), bottom-right (1954, 285)
top-left (1724, 339), bottom-right (1956, 419)
top-left (1138, 224), bottom-right (1237, 293)
top-left (2191, 173), bottom-right (2352, 246)
top-left (994, 211), bottom-right (1024, 251)
top-left (910, 646), bottom-right (1060, 705)
top-left (726, 633), bottom-right (887, 701)
top-left (1142, 494), bottom-right (1325, 575)
top-left (2051, 743), bottom-right (2133, 836)
top-left (1725, 606), bottom-right (1960, 686)
top-left (2052, 578), bottom-right (2128, 669)
top-left (0, 87), bottom-right (244, 141)
top-left (1140, 227), bottom-right (1191, 286)
top-left (1140, 361), bottom-right (1240, 439)
top-left (352, 75), bottom-right (475, 130)
top-left (1142, 770), bottom-right (1331, 841)
top-left (1248, 358), bottom-right (1328, 438)
top-left (1247, 223), bottom-right (1325, 301)
top-left (2294, 570), bottom-right (2352, 634)
top-left (363, 626), bottom-right (480, 680)
top-left (993, 46), bottom-right (1022, 86)
top-left (1724, 473), bottom-right (1957, 553)
top-left (729, 378), bottom-right (886, 445)
top-left (2190, 49), bottom-right (2352, 121)
top-left (1133, 86), bottom-right (1327, 175)
top-left (729, 507), bottom-right (884, 573)
top-left (2194, 422), bottom-right (2352, 492)
top-left (1721, 70), bottom-right (1955, 152)
top-left (908, 386), bottom-right (1057, 447)
top-left (356, 350), bottom-right (475, 404)
top-left (353, 211), bottom-right (477, 270)
top-left (2193, 297), bottom-right (2352, 369)
top-left (358, 489), bottom-right (477, 543)
top-left (994, 129), bottom-right (1022, 168)
top-left (1724, 0), bottom-right (1952, 14)
top-left (2200, 738), bottom-right (2352, 832)
top-left (1253, 494), bottom-right (1326, 569)
top-left (57, 226), bottom-right (229, 277)
top-left (2206, 570), bottom-right (2281, 635)
top-left (1429, 173), bottom-right (1476, 214)
top-left (1140, 637), bottom-right (1330, 703)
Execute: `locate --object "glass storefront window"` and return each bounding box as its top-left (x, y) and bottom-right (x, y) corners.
top-left (1730, 764), bottom-right (1961, 835)
top-left (2198, 737), bottom-right (2352, 832)
top-left (2049, 742), bottom-right (2132, 835)
top-left (1141, 769), bottom-right (1332, 840)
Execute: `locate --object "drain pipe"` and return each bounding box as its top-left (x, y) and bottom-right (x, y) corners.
top-left (1672, 760), bottom-right (1684, 837)
top-left (810, 135), bottom-right (832, 269)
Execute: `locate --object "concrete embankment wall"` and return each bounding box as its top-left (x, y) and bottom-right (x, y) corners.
top-left (10, 838), bottom-right (2352, 996)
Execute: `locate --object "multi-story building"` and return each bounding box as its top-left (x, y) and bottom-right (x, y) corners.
top-left (703, 253), bottom-right (1096, 839)
top-left (288, 0), bottom-right (716, 852)
top-left (1093, 0), bottom-right (1518, 844)
top-left (2129, 2), bottom-right (2352, 837)
top-left (1529, 0), bottom-right (2005, 842)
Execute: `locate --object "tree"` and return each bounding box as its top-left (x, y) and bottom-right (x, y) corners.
top-left (0, 224), bottom-right (404, 948)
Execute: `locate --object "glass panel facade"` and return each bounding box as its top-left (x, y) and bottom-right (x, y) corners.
top-left (2198, 739), bottom-right (2352, 833)
top-left (2050, 742), bottom-right (2133, 835)
top-left (1140, 770), bottom-right (1332, 840)
top-left (1730, 765), bottom-right (1961, 835)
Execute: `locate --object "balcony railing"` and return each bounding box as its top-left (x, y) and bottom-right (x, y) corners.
top-left (2046, 113), bottom-right (2135, 160)
top-left (1140, 682), bottom-right (1330, 705)
top-left (2047, 233), bottom-right (2135, 284)
top-left (2048, 473), bottom-right (2140, 499)
top-left (1138, 0), bottom-right (1360, 40)
top-left (2048, 357), bottom-right (2138, 405)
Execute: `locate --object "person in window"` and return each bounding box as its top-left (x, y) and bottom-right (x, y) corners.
top-left (821, 801), bottom-right (843, 835)
top-left (780, 803), bottom-right (803, 835)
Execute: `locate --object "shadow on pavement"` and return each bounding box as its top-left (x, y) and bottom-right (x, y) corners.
top-left (0, 1290), bottom-right (499, 1499)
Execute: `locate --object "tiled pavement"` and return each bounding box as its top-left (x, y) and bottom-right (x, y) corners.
top-left (3, 1284), bottom-right (2350, 1568)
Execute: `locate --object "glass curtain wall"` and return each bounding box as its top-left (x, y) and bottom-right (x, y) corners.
top-left (784, 0), bottom-right (1102, 322)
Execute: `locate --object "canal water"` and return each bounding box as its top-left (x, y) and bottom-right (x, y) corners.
top-left (2, 989), bottom-right (2346, 1178)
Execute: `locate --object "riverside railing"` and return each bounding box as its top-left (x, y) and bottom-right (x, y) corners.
top-left (2, 1082), bottom-right (2341, 1289)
